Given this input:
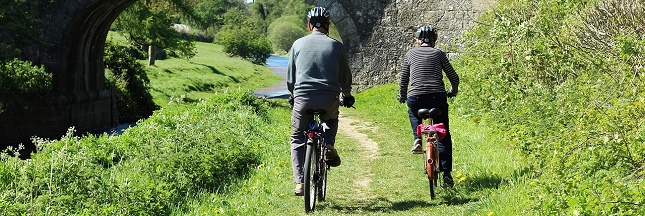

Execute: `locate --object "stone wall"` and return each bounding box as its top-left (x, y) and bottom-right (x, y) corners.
top-left (307, 0), bottom-right (496, 91)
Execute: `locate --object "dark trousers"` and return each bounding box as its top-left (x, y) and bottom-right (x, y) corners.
top-left (406, 93), bottom-right (453, 172)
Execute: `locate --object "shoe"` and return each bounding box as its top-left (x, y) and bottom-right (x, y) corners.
top-left (442, 172), bottom-right (455, 188)
top-left (411, 139), bottom-right (423, 154)
top-left (294, 183), bottom-right (304, 196)
top-left (325, 145), bottom-right (341, 167)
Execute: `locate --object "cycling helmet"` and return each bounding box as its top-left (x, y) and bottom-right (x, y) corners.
top-left (307, 7), bottom-right (330, 29)
top-left (415, 25), bottom-right (438, 44)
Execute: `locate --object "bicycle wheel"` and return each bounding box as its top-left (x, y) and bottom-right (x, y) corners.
top-left (317, 143), bottom-right (328, 202)
top-left (425, 141), bottom-right (437, 199)
top-left (303, 143), bottom-right (317, 213)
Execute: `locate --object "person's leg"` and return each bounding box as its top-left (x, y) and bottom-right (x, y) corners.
top-left (432, 94), bottom-right (454, 187)
top-left (317, 94), bottom-right (341, 166)
top-left (435, 97), bottom-right (452, 173)
top-left (290, 97), bottom-right (314, 185)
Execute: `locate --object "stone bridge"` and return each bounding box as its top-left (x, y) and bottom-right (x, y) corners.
top-left (1, 0), bottom-right (494, 144)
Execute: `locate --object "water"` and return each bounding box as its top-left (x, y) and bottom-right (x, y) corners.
top-left (254, 55), bottom-right (290, 99)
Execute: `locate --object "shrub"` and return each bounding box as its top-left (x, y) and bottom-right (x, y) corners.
top-left (215, 8), bottom-right (272, 65)
top-left (453, 0), bottom-right (645, 214)
top-left (267, 15), bottom-right (308, 53)
top-left (0, 59), bottom-right (52, 112)
top-left (0, 91), bottom-right (278, 215)
top-left (104, 41), bottom-right (159, 123)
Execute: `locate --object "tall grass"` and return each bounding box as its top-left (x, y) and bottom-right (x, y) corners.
top-left (0, 91), bottom-right (287, 215)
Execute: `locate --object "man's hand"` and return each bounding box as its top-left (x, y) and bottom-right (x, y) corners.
top-left (397, 94), bottom-right (406, 103)
top-left (341, 95), bottom-right (355, 108)
top-left (446, 89), bottom-right (458, 98)
top-left (288, 96), bottom-right (294, 108)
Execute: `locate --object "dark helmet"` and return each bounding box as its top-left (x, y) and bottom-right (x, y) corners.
top-left (307, 7), bottom-right (330, 29)
top-left (415, 25), bottom-right (438, 43)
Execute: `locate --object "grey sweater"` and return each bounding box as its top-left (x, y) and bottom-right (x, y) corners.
top-left (287, 32), bottom-right (352, 98)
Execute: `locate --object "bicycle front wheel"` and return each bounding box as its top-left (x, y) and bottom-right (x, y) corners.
top-left (303, 143), bottom-right (317, 213)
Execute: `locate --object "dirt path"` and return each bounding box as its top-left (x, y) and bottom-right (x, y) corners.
top-left (337, 112), bottom-right (379, 200)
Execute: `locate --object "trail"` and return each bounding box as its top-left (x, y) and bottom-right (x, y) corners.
top-left (337, 112), bottom-right (379, 200)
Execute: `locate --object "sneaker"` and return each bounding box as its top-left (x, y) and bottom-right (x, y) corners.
top-left (325, 145), bottom-right (341, 167)
top-left (294, 183), bottom-right (304, 196)
top-left (411, 139), bottom-right (423, 154)
top-left (442, 172), bottom-right (455, 188)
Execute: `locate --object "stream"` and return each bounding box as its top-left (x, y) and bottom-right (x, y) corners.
top-left (253, 55), bottom-right (290, 99)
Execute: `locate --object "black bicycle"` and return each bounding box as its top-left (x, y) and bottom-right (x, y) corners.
top-left (303, 109), bottom-right (328, 213)
top-left (302, 99), bottom-right (354, 213)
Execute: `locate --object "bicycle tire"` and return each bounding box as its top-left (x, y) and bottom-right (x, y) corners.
top-left (425, 140), bottom-right (437, 199)
top-left (318, 142), bottom-right (328, 202)
top-left (304, 143), bottom-right (317, 213)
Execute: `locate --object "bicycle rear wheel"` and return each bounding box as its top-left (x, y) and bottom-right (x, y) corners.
top-left (425, 142), bottom-right (437, 199)
top-left (303, 143), bottom-right (317, 213)
top-left (317, 144), bottom-right (328, 202)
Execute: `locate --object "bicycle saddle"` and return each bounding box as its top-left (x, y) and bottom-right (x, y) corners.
top-left (305, 109), bottom-right (327, 115)
top-left (418, 108), bottom-right (441, 119)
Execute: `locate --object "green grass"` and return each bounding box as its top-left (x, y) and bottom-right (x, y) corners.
top-left (175, 84), bottom-right (534, 215)
top-left (145, 42), bottom-right (280, 106)
top-left (107, 31), bottom-right (280, 106)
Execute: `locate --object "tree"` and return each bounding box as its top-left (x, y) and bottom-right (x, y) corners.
top-left (215, 8), bottom-right (272, 64)
top-left (267, 15), bottom-right (308, 53)
top-left (112, 1), bottom-right (198, 66)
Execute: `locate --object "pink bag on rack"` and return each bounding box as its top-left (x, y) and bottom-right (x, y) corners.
top-left (416, 123), bottom-right (447, 140)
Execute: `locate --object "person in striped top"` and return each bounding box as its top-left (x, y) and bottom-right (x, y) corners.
top-left (398, 25), bottom-right (459, 187)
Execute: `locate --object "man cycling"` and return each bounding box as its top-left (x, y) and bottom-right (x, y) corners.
top-left (398, 25), bottom-right (459, 187)
top-left (287, 6), bottom-right (354, 196)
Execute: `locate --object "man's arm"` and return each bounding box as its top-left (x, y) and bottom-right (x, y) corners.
top-left (339, 45), bottom-right (352, 97)
top-left (287, 47), bottom-right (297, 94)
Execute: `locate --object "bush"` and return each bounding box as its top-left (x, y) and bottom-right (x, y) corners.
top-left (0, 91), bottom-right (278, 215)
top-left (104, 41), bottom-right (159, 123)
top-left (453, 0), bottom-right (645, 214)
top-left (215, 8), bottom-right (272, 65)
top-left (0, 59), bottom-right (52, 112)
top-left (267, 15), bottom-right (308, 53)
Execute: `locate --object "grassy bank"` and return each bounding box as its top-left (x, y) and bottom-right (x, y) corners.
top-left (0, 91), bottom-right (288, 215)
top-left (107, 32), bottom-right (281, 106)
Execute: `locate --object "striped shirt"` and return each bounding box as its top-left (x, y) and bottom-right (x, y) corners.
top-left (399, 46), bottom-right (459, 98)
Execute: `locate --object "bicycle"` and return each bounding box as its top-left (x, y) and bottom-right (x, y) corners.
top-left (302, 108), bottom-right (328, 213)
top-left (302, 99), bottom-right (354, 213)
top-left (416, 107), bottom-right (447, 199)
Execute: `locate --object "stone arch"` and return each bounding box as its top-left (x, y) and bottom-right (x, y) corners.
top-left (52, 0), bottom-right (136, 94)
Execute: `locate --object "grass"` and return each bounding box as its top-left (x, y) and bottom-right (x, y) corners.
top-left (174, 84), bottom-right (535, 215)
top-left (107, 31), bottom-right (281, 106)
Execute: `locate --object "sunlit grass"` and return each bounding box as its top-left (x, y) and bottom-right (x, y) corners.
top-left (107, 31), bottom-right (281, 106)
top-left (177, 84), bottom-right (533, 215)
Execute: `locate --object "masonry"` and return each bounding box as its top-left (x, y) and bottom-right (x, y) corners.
top-left (1, 0), bottom-right (494, 144)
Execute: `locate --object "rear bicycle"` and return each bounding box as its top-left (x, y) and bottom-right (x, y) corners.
top-left (417, 108), bottom-right (444, 200)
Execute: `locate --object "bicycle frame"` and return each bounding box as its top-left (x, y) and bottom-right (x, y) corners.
top-left (417, 108), bottom-right (443, 199)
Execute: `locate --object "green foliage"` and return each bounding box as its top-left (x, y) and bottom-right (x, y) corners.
top-left (113, 1), bottom-right (197, 63)
top-left (104, 41), bottom-right (159, 122)
top-left (267, 15), bottom-right (308, 53)
top-left (0, 59), bottom-right (52, 111)
top-left (215, 8), bottom-right (272, 64)
top-left (454, 0), bottom-right (645, 214)
top-left (0, 0), bottom-right (40, 61)
top-left (0, 91), bottom-right (280, 215)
